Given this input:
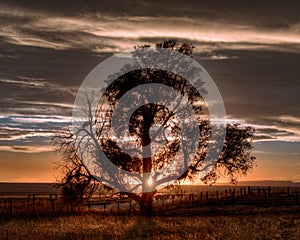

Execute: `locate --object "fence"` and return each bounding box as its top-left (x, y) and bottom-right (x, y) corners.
top-left (0, 194), bottom-right (60, 217)
top-left (0, 186), bottom-right (299, 217)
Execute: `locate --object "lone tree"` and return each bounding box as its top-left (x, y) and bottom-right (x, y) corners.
top-left (54, 40), bottom-right (256, 216)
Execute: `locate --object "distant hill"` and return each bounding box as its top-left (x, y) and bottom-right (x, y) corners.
top-left (0, 182), bottom-right (59, 196)
top-left (0, 181), bottom-right (299, 196)
top-left (214, 180), bottom-right (300, 187)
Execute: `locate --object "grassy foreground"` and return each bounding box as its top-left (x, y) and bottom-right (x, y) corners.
top-left (0, 205), bottom-right (300, 240)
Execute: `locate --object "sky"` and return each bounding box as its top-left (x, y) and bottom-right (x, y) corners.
top-left (0, 0), bottom-right (299, 183)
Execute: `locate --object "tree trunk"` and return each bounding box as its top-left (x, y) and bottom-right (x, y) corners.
top-left (140, 191), bottom-right (155, 216)
top-left (141, 133), bottom-right (155, 216)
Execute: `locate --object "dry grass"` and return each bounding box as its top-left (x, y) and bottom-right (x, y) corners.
top-left (0, 205), bottom-right (300, 240)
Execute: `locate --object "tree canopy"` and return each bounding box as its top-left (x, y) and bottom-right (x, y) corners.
top-left (53, 39), bottom-right (256, 215)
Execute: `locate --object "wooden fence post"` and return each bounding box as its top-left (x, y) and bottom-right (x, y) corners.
top-left (27, 194), bottom-right (36, 215)
top-left (263, 188), bottom-right (267, 203)
top-left (200, 192), bottom-right (203, 204)
top-left (51, 200), bottom-right (55, 216)
top-left (49, 194), bottom-right (57, 201)
top-left (296, 191), bottom-right (299, 205)
top-left (268, 187), bottom-right (271, 197)
top-left (287, 186), bottom-right (290, 196)
top-left (49, 194), bottom-right (57, 216)
top-left (248, 186), bottom-right (251, 195)
top-left (32, 194), bottom-right (35, 215)
top-left (231, 190), bottom-right (235, 205)
top-left (216, 191), bottom-right (219, 200)
top-left (9, 199), bottom-right (13, 217)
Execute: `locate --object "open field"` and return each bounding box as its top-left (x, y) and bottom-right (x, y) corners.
top-left (0, 205), bottom-right (300, 240)
top-left (1, 183), bottom-right (299, 218)
top-left (1, 183), bottom-right (300, 239)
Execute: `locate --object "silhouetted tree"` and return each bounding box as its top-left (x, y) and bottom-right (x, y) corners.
top-left (54, 40), bottom-right (256, 216)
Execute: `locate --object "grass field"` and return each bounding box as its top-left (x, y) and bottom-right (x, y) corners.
top-left (1, 183), bottom-right (300, 239)
top-left (1, 205), bottom-right (300, 240)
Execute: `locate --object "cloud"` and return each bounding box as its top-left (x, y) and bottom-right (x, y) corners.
top-left (290, 162), bottom-right (300, 167)
top-left (0, 76), bottom-right (77, 93)
top-left (0, 1), bottom-right (299, 154)
top-left (292, 175), bottom-right (300, 182)
top-left (278, 115), bottom-right (300, 124)
top-left (0, 75), bottom-right (77, 117)
top-left (0, 77), bottom-right (46, 87)
top-left (0, 3), bottom-right (300, 54)
top-left (235, 115), bottom-right (300, 143)
top-left (222, 115), bottom-right (300, 143)
top-left (25, 16), bottom-right (300, 52)
top-left (13, 101), bottom-right (74, 111)
top-left (0, 100), bottom-right (74, 117)
top-left (0, 145), bottom-right (53, 153)
top-left (0, 115), bottom-right (70, 153)
top-left (2, 113), bottom-right (298, 153)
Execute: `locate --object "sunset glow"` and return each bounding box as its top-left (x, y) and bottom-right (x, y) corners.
top-left (0, 0), bottom-right (299, 184)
